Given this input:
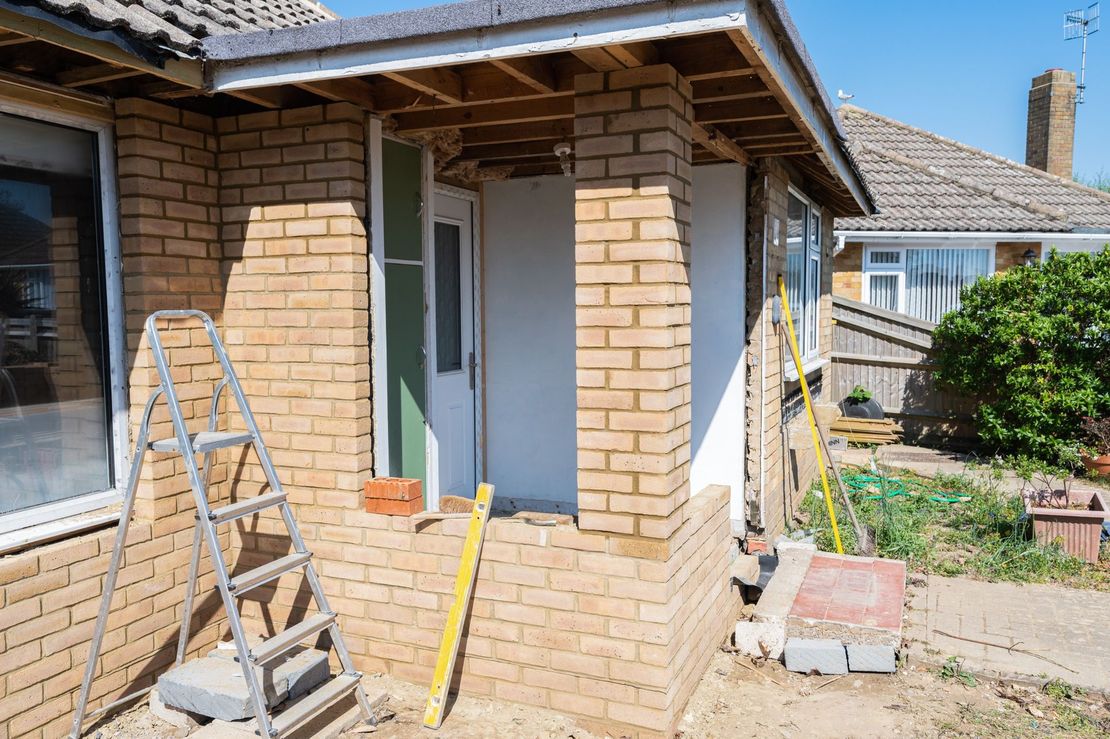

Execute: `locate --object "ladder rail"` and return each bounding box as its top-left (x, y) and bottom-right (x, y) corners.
top-left (69, 387), bottom-right (163, 739)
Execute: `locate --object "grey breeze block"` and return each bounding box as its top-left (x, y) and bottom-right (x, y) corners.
top-left (784, 637), bottom-right (848, 675)
top-left (157, 647), bottom-right (329, 721)
top-left (847, 643), bottom-right (898, 673)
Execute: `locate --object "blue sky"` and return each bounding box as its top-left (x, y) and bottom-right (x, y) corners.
top-left (324, 0), bottom-right (1109, 180)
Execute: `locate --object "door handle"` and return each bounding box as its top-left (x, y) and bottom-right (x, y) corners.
top-left (468, 352), bottom-right (477, 390)
top-left (417, 345), bottom-right (426, 369)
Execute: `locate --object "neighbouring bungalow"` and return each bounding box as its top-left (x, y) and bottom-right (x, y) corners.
top-left (834, 71), bottom-right (1110, 324)
top-left (0, 1), bottom-right (873, 736)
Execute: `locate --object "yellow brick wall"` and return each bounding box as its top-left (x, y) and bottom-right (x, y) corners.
top-left (833, 241), bottom-right (863, 300)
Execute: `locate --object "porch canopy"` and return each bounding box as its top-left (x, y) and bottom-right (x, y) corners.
top-left (197, 0), bottom-right (871, 216)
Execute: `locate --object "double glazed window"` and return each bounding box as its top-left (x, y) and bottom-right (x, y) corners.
top-left (785, 190), bottom-right (821, 360)
top-left (0, 111), bottom-right (117, 530)
top-left (862, 246), bottom-right (991, 323)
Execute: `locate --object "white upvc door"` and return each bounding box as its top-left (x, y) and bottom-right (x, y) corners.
top-left (427, 192), bottom-right (477, 500)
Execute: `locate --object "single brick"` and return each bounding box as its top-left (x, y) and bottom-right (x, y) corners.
top-left (783, 638), bottom-right (848, 675)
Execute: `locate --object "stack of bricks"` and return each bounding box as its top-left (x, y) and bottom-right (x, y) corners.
top-left (364, 477), bottom-right (423, 515)
top-left (573, 65), bottom-right (695, 548)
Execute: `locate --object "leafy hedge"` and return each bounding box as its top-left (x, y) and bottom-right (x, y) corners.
top-left (933, 248), bottom-right (1110, 463)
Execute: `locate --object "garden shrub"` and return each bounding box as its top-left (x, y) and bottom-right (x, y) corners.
top-left (933, 248), bottom-right (1110, 463)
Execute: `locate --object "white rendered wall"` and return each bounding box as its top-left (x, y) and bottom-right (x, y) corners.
top-left (482, 176), bottom-right (578, 512)
top-left (690, 163), bottom-right (747, 531)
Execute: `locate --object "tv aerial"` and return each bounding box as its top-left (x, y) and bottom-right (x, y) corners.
top-left (1065, 2), bottom-right (1100, 103)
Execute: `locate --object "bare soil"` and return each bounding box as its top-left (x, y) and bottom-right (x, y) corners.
top-left (90, 649), bottom-right (1110, 739)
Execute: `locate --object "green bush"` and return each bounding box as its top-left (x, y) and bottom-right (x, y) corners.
top-left (933, 248), bottom-right (1110, 463)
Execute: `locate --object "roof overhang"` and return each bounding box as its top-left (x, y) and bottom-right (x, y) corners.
top-left (204, 0), bottom-right (873, 215)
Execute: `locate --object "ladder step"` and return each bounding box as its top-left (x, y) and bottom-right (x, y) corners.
top-left (250, 612), bottom-right (337, 665)
top-left (228, 552), bottom-right (311, 595)
top-left (150, 431), bottom-right (254, 454)
top-left (207, 492), bottom-right (287, 525)
top-left (269, 673), bottom-right (361, 737)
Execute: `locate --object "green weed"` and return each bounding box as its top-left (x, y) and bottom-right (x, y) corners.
top-left (938, 656), bottom-right (977, 687)
top-left (800, 464), bottom-right (1110, 590)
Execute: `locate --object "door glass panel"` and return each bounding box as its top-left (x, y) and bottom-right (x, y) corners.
top-left (785, 193), bottom-right (806, 329)
top-left (0, 112), bottom-right (112, 515)
top-left (434, 221), bottom-right (462, 373)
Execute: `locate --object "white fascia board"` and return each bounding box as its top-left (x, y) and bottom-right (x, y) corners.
top-left (733, 10), bottom-right (871, 215)
top-left (837, 230), bottom-right (1110, 243)
top-left (210, 1), bottom-right (749, 91)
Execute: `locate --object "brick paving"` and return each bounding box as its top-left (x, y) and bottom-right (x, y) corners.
top-left (790, 553), bottom-right (904, 633)
top-left (907, 576), bottom-right (1110, 692)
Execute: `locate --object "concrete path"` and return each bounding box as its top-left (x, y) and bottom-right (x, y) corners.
top-left (907, 575), bottom-right (1110, 693)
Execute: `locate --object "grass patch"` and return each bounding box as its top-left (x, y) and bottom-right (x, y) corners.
top-left (799, 463), bottom-right (1110, 590)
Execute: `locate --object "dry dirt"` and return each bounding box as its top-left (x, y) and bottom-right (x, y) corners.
top-left (89, 649), bottom-right (1110, 739)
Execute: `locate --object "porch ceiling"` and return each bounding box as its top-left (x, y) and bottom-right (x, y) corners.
top-left (220, 31), bottom-right (863, 214)
top-left (0, 1), bottom-right (871, 215)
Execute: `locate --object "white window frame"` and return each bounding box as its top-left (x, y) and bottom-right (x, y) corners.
top-left (785, 186), bottom-right (821, 362)
top-left (0, 98), bottom-right (127, 549)
top-left (861, 242), bottom-right (995, 321)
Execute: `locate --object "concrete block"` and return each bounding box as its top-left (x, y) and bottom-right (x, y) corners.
top-left (148, 687), bottom-right (201, 730)
top-left (847, 643), bottom-right (898, 673)
top-left (783, 638), bottom-right (848, 675)
top-left (157, 656), bottom-right (288, 721)
top-left (209, 642), bottom-right (330, 700)
top-left (734, 620), bottom-right (785, 660)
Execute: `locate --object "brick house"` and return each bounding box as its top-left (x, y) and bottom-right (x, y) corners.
top-left (0, 1), bottom-right (872, 736)
top-left (834, 76), bottom-right (1110, 325)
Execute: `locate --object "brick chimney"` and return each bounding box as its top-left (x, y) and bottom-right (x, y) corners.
top-left (1025, 69), bottom-right (1076, 179)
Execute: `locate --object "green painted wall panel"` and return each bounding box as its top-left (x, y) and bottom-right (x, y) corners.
top-left (382, 138), bottom-right (426, 485)
top-left (382, 139), bottom-right (424, 262)
top-left (385, 263), bottom-right (426, 483)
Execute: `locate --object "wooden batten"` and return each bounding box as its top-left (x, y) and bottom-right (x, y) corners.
top-left (0, 69), bottom-right (113, 122)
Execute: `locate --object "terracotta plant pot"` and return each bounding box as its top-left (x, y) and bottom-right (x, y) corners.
top-left (1024, 489), bottom-right (1108, 563)
top-left (1080, 452), bottom-right (1110, 477)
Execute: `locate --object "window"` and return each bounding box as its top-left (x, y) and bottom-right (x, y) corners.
top-left (785, 190), bottom-right (821, 360)
top-left (433, 221), bottom-right (462, 373)
top-left (862, 245), bottom-right (992, 323)
top-left (0, 109), bottom-right (121, 536)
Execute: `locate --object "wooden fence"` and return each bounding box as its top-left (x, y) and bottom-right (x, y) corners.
top-left (829, 296), bottom-right (976, 445)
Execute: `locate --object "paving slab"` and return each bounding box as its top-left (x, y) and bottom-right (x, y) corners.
top-left (784, 638), bottom-right (848, 675)
top-left (907, 575), bottom-right (1110, 693)
top-left (786, 552), bottom-right (905, 647)
top-left (158, 656), bottom-right (288, 721)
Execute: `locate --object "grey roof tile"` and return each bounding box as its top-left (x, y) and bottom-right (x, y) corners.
top-left (20, 0), bottom-right (335, 54)
top-left (838, 105), bottom-right (1110, 233)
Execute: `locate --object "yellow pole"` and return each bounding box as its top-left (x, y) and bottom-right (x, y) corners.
top-left (777, 276), bottom-right (844, 555)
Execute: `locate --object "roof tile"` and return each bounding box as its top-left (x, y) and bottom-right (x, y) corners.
top-left (838, 105), bottom-right (1110, 233)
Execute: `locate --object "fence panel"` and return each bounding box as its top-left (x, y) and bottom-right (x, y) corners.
top-left (830, 296), bottom-right (976, 445)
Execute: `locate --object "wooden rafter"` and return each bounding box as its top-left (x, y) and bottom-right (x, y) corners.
top-left (490, 57), bottom-right (556, 94)
top-left (691, 75), bottom-right (768, 103)
top-left (695, 97), bottom-right (788, 124)
top-left (460, 120), bottom-right (574, 146)
top-left (692, 123), bottom-right (752, 166)
top-left (570, 46), bottom-right (625, 71)
top-left (393, 96), bottom-right (572, 132)
top-left (294, 77), bottom-right (375, 109)
top-left (605, 41), bottom-right (659, 67)
top-left (228, 86), bottom-right (286, 109)
top-left (0, 30), bottom-right (33, 47)
top-left (383, 68), bottom-right (463, 105)
top-left (56, 63), bottom-right (143, 88)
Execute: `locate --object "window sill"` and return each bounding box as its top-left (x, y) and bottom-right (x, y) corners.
top-left (784, 357), bottom-right (829, 383)
top-left (0, 502), bottom-right (121, 556)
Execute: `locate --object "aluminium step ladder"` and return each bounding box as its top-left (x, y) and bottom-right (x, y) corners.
top-left (70, 310), bottom-right (375, 738)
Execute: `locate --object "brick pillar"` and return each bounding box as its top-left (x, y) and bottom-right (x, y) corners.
top-left (574, 65), bottom-right (694, 545)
